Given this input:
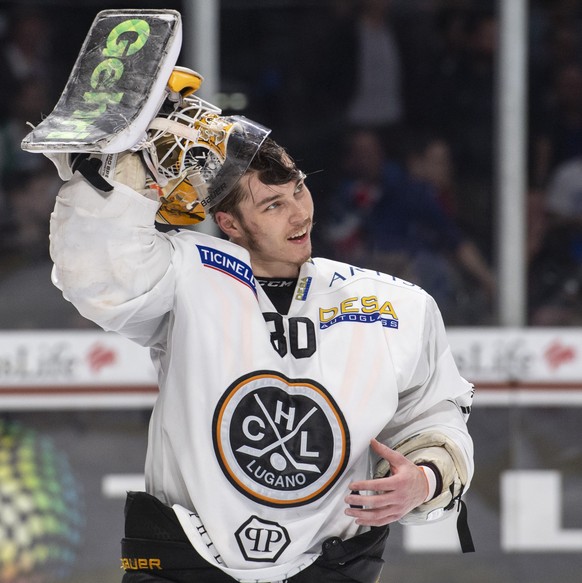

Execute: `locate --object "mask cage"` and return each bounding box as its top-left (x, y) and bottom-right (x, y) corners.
top-left (145, 94), bottom-right (271, 209)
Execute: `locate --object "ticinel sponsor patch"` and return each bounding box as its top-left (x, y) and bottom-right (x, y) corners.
top-left (213, 371), bottom-right (350, 507)
top-left (197, 245), bottom-right (256, 294)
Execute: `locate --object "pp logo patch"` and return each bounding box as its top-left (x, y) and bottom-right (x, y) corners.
top-left (235, 516), bottom-right (290, 562)
top-left (213, 371), bottom-right (350, 507)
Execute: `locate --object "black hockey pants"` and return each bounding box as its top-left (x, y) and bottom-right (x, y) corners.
top-left (121, 491), bottom-right (389, 583)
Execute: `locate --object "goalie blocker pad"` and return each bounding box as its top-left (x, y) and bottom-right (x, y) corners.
top-left (21, 9), bottom-right (182, 155)
top-left (374, 431), bottom-right (475, 553)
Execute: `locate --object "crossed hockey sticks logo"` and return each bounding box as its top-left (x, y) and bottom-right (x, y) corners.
top-left (213, 371), bottom-right (350, 507)
top-left (235, 392), bottom-right (321, 474)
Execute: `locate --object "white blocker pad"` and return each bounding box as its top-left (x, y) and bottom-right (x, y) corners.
top-left (21, 9), bottom-right (182, 154)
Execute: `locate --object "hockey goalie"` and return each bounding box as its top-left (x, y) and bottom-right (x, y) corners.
top-left (23, 9), bottom-right (475, 583)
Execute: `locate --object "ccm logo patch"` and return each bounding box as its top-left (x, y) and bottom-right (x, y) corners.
top-left (213, 371), bottom-right (350, 507)
top-left (235, 516), bottom-right (290, 562)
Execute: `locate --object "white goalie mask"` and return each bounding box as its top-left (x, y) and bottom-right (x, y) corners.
top-left (143, 68), bottom-right (271, 215)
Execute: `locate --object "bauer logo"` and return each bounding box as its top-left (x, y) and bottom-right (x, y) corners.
top-left (197, 245), bottom-right (257, 294)
top-left (319, 295), bottom-right (399, 330)
top-left (213, 371), bottom-right (350, 507)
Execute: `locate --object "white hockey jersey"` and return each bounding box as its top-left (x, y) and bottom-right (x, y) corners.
top-left (50, 175), bottom-right (474, 583)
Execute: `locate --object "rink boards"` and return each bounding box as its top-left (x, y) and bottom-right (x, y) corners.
top-left (0, 328), bottom-right (581, 408)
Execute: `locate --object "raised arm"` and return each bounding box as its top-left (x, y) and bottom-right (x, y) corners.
top-left (50, 153), bottom-right (175, 345)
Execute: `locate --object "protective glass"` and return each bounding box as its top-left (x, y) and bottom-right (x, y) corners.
top-left (145, 94), bottom-right (271, 211)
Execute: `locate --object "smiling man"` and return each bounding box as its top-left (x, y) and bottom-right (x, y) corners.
top-left (47, 67), bottom-right (474, 583)
top-left (213, 146), bottom-right (314, 279)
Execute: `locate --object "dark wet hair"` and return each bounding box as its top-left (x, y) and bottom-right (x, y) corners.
top-left (210, 137), bottom-right (301, 219)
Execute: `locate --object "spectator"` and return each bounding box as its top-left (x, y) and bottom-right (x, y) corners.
top-left (301, 0), bottom-right (406, 154)
top-left (545, 154), bottom-right (582, 219)
top-left (324, 129), bottom-right (495, 323)
top-left (532, 62), bottom-right (582, 187)
top-left (405, 133), bottom-right (459, 219)
top-left (424, 9), bottom-right (498, 258)
top-left (406, 5), bottom-right (470, 130)
top-left (345, 0), bottom-right (404, 135)
top-left (528, 154), bottom-right (582, 325)
top-left (528, 222), bottom-right (582, 326)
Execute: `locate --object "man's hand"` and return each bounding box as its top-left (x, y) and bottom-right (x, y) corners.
top-left (344, 439), bottom-right (429, 527)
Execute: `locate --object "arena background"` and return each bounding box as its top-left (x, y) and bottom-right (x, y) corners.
top-left (1, 1), bottom-right (582, 582)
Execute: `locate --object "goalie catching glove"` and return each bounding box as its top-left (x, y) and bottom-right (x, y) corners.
top-left (374, 431), bottom-right (475, 552)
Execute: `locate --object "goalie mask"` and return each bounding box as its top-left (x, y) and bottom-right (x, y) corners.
top-left (143, 67), bottom-right (271, 225)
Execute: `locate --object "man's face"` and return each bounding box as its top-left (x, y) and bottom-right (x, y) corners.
top-left (222, 171), bottom-right (314, 277)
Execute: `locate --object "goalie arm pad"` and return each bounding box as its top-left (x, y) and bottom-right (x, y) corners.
top-left (374, 430), bottom-right (469, 524)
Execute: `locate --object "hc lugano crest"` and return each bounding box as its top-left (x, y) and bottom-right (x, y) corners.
top-left (212, 371), bottom-right (350, 507)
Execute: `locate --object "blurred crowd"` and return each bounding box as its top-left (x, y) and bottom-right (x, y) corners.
top-left (1, 0), bottom-right (582, 328)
